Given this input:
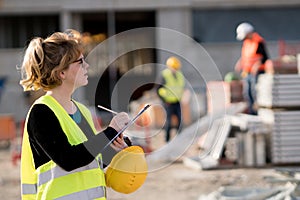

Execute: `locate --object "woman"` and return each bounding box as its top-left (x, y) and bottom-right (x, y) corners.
top-left (19, 31), bottom-right (130, 200)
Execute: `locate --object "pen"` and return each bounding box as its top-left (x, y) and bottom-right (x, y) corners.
top-left (97, 105), bottom-right (118, 115)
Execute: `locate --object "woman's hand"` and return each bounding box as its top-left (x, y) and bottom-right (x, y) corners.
top-left (108, 112), bottom-right (130, 151)
top-left (109, 112), bottom-right (130, 132)
top-left (110, 133), bottom-right (128, 151)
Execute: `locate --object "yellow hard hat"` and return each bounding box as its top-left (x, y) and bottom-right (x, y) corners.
top-left (166, 56), bottom-right (181, 70)
top-left (105, 146), bottom-right (148, 194)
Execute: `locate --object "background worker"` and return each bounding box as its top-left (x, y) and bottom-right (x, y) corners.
top-left (19, 31), bottom-right (146, 200)
top-left (157, 56), bottom-right (185, 142)
top-left (234, 22), bottom-right (269, 115)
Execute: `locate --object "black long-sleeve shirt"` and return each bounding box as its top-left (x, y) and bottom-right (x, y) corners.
top-left (27, 104), bottom-right (118, 171)
top-left (257, 42), bottom-right (269, 64)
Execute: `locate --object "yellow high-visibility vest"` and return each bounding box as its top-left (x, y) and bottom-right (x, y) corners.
top-left (21, 95), bottom-right (106, 200)
top-left (158, 69), bottom-right (185, 103)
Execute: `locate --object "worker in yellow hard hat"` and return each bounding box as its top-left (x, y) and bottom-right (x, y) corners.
top-left (157, 56), bottom-right (185, 142)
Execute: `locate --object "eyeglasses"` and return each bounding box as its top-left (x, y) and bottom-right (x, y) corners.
top-left (72, 57), bottom-right (86, 68)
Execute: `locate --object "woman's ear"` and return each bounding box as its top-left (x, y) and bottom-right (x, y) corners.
top-left (59, 71), bottom-right (66, 80)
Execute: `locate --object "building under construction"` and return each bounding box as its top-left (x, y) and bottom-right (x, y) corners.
top-left (0, 0), bottom-right (299, 121)
top-left (1, 1), bottom-right (300, 199)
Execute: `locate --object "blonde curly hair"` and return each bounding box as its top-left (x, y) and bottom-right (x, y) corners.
top-left (19, 31), bottom-right (82, 91)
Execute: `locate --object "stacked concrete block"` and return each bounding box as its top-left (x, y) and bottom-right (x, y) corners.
top-left (257, 74), bottom-right (300, 164)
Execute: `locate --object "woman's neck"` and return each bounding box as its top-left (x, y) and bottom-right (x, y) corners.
top-left (46, 89), bottom-right (76, 114)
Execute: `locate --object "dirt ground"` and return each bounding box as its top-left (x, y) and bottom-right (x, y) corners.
top-left (106, 132), bottom-right (284, 200)
top-left (0, 134), bottom-right (286, 200)
top-left (108, 164), bottom-right (283, 200)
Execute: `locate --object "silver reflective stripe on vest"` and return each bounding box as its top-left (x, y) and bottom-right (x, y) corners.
top-left (55, 186), bottom-right (105, 200)
top-left (22, 183), bottom-right (37, 195)
top-left (38, 160), bottom-right (99, 186)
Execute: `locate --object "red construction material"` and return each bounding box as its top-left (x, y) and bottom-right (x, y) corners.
top-left (11, 119), bottom-right (25, 166)
top-left (0, 114), bottom-right (16, 142)
top-left (278, 40), bottom-right (300, 56)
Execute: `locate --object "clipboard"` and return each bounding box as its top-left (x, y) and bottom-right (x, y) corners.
top-left (100, 104), bottom-right (151, 153)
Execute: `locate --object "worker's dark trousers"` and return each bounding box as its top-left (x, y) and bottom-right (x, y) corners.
top-left (164, 102), bottom-right (182, 142)
top-left (242, 72), bottom-right (264, 115)
top-left (243, 74), bottom-right (256, 115)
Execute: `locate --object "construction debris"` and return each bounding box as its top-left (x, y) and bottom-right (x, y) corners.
top-left (183, 116), bottom-right (231, 170)
top-left (183, 113), bottom-right (271, 170)
top-left (146, 102), bottom-right (247, 170)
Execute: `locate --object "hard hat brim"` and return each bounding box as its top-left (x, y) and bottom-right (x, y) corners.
top-left (236, 33), bottom-right (245, 41)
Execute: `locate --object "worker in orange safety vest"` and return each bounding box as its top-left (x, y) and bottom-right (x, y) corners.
top-left (234, 22), bottom-right (270, 115)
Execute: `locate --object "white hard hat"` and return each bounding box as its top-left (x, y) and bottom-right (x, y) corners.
top-left (236, 22), bottom-right (254, 41)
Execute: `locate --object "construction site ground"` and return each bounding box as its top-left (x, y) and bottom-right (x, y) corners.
top-left (0, 132), bottom-right (288, 200)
